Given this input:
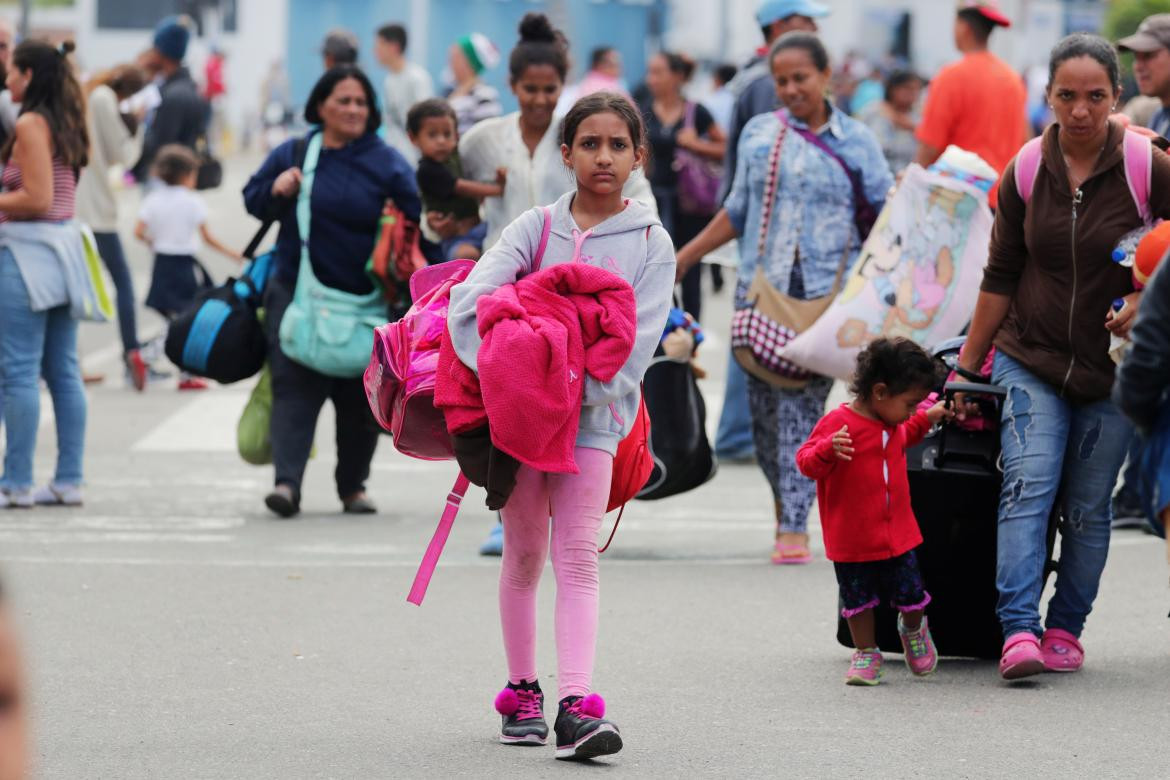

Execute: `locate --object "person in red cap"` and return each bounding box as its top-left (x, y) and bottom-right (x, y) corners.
top-left (914, 0), bottom-right (1027, 208)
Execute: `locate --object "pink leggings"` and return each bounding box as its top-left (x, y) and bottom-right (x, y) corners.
top-left (499, 446), bottom-right (613, 701)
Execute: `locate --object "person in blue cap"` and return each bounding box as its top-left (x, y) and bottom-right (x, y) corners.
top-left (710, 0), bottom-right (829, 464)
top-left (133, 15), bottom-right (209, 185)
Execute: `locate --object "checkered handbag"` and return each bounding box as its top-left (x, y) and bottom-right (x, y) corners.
top-left (730, 301), bottom-right (814, 383)
top-left (729, 113), bottom-right (850, 389)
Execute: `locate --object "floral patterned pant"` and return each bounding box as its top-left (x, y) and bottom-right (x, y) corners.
top-left (744, 373), bottom-right (833, 534)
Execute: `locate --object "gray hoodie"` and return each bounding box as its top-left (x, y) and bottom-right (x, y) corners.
top-left (448, 191), bottom-right (677, 457)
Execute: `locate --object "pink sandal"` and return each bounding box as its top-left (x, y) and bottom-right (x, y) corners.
top-left (1041, 629), bottom-right (1084, 673)
top-left (771, 542), bottom-right (813, 565)
top-left (999, 632), bottom-right (1045, 680)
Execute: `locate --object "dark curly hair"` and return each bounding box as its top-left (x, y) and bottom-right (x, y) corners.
top-left (509, 13), bottom-right (569, 84)
top-left (849, 338), bottom-right (942, 400)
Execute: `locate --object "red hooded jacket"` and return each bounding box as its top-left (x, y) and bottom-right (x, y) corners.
top-left (796, 405), bottom-right (932, 563)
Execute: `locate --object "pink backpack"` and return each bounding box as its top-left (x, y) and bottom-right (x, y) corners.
top-left (1014, 129), bottom-right (1152, 222)
top-left (364, 209), bottom-right (553, 605)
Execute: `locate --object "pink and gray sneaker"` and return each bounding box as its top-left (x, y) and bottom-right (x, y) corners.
top-left (553, 694), bottom-right (622, 760)
top-left (845, 649), bottom-right (883, 686)
top-left (999, 631), bottom-right (1045, 680)
top-left (898, 615), bottom-right (938, 676)
top-left (1041, 628), bottom-right (1084, 673)
top-left (494, 680), bottom-right (548, 745)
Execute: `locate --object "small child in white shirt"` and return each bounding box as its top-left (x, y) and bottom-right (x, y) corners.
top-left (135, 144), bottom-right (240, 389)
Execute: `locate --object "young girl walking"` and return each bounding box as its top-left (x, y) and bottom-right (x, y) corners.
top-left (447, 93), bottom-right (675, 760)
top-left (797, 338), bottom-right (952, 685)
top-left (135, 144), bottom-right (240, 390)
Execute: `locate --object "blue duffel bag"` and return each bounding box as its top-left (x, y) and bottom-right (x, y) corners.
top-left (164, 220), bottom-right (276, 384)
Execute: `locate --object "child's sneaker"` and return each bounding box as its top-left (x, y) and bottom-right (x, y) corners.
top-left (125, 349), bottom-right (148, 392)
top-left (845, 649), bottom-right (883, 686)
top-left (553, 694), bottom-right (622, 761)
top-left (494, 680), bottom-right (548, 745)
top-left (178, 376), bottom-right (209, 391)
top-left (898, 615), bottom-right (938, 676)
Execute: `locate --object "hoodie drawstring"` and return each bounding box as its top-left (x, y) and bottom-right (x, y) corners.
top-left (570, 227), bottom-right (593, 264)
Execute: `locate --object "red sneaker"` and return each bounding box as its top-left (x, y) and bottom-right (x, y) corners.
top-left (125, 349), bottom-right (148, 392)
top-left (178, 377), bottom-right (209, 391)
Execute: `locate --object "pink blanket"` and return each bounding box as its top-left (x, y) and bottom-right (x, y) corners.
top-left (436, 264), bottom-right (637, 473)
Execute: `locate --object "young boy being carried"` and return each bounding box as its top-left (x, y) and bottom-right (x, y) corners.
top-left (408, 99), bottom-right (505, 260)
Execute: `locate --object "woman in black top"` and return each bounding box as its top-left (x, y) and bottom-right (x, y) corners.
top-left (643, 51), bottom-right (726, 321)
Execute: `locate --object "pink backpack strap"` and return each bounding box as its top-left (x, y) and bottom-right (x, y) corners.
top-left (1014, 137), bottom-right (1044, 205)
top-left (532, 206), bottom-right (553, 273)
top-left (1123, 128), bottom-right (1153, 224)
top-left (406, 472), bottom-right (471, 606)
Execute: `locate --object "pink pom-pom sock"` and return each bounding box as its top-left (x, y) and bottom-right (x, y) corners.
top-left (579, 693), bottom-right (605, 718)
top-left (494, 688), bottom-right (519, 715)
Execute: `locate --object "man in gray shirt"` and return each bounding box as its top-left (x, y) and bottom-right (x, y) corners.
top-left (375, 23), bottom-right (434, 166)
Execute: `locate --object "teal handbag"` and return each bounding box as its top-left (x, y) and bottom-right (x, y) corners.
top-left (278, 131), bottom-right (388, 378)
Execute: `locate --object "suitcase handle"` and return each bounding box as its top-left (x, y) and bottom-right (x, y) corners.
top-left (936, 381), bottom-right (1008, 472)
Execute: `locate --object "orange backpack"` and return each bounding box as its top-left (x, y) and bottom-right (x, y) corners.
top-left (368, 200), bottom-right (427, 306)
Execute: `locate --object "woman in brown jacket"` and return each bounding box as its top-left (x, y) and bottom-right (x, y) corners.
top-left (958, 34), bottom-right (1170, 680)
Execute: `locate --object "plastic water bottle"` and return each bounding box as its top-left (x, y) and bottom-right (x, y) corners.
top-left (1112, 225), bottom-right (1151, 268)
top-left (1109, 298), bottom-right (1130, 365)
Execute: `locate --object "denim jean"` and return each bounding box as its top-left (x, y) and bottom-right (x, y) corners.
top-left (0, 248), bottom-right (87, 489)
top-left (92, 231), bottom-right (139, 353)
top-left (714, 349), bottom-right (755, 459)
top-left (992, 351), bottom-right (1132, 639)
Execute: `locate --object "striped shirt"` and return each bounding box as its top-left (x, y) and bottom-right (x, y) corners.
top-left (0, 156), bottom-right (77, 223)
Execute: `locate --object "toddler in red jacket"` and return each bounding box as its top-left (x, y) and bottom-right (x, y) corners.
top-left (797, 338), bottom-right (952, 686)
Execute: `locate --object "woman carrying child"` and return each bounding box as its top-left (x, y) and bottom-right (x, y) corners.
top-left (446, 93), bottom-right (675, 760)
top-left (798, 338), bottom-right (952, 685)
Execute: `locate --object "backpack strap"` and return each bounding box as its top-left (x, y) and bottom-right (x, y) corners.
top-left (532, 206), bottom-right (553, 273)
top-left (406, 472), bottom-right (471, 606)
top-left (1123, 128), bottom-right (1153, 224)
top-left (1014, 136), bottom-right (1044, 205)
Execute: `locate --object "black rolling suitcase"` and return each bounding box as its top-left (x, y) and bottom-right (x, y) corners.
top-left (834, 341), bottom-right (1057, 660)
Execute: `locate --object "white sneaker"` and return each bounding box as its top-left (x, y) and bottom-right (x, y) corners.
top-left (4, 489), bottom-right (35, 509)
top-left (32, 483), bottom-right (83, 507)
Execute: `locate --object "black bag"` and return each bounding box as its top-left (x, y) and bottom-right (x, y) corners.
top-left (165, 137), bottom-right (309, 382)
top-left (195, 137), bottom-right (223, 190)
top-left (834, 341), bottom-right (1059, 660)
top-left (636, 355), bottom-right (717, 501)
top-left (163, 215), bottom-right (281, 383)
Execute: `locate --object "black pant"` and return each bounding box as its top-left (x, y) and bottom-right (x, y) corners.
top-left (654, 184), bottom-right (708, 322)
top-left (265, 274), bottom-right (379, 499)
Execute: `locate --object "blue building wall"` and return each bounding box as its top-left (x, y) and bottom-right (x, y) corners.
top-left (287, 0), bottom-right (666, 116)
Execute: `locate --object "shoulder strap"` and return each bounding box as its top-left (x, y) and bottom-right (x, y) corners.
top-left (406, 473), bottom-right (471, 606)
top-left (757, 112), bottom-right (787, 259)
top-left (296, 131), bottom-right (323, 246)
top-left (684, 101), bottom-right (696, 130)
top-left (1014, 136), bottom-right (1044, 205)
top-left (532, 206), bottom-right (553, 273)
top-left (1122, 128), bottom-right (1153, 224)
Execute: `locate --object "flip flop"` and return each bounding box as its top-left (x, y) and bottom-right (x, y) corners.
top-left (772, 542), bottom-right (813, 565)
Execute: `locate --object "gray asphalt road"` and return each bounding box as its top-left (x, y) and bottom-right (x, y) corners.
top-left (1, 155), bottom-right (1166, 779)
